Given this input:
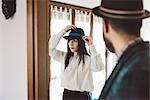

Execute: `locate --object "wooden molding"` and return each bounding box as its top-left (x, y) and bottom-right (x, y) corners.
top-left (34, 0), bottom-right (50, 99)
top-left (71, 9), bottom-right (75, 25)
top-left (27, 0), bottom-right (34, 99)
top-left (27, 0), bottom-right (50, 100)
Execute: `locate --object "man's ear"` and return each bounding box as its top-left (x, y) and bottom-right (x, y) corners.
top-left (102, 19), bottom-right (109, 33)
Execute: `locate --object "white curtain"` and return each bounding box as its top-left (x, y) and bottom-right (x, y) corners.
top-left (92, 15), bottom-right (106, 99)
top-left (75, 10), bottom-right (91, 36)
top-left (50, 5), bottom-right (71, 100)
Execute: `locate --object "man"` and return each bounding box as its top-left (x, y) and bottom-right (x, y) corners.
top-left (92, 0), bottom-right (150, 99)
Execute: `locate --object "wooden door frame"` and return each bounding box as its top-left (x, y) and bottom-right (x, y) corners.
top-left (27, 0), bottom-right (50, 100)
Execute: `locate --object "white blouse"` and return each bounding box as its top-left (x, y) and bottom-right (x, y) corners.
top-left (49, 29), bottom-right (104, 92)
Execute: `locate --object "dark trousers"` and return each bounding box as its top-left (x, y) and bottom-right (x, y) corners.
top-left (63, 89), bottom-right (90, 100)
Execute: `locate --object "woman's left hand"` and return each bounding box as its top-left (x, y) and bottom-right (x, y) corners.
top-left (82, 36), bottom-right (93, 46)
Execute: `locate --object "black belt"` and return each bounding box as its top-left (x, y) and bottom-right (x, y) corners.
top-left (63, 89), bottom-right (90, 100)
top-left (64, 89), bottom-right (88, 94)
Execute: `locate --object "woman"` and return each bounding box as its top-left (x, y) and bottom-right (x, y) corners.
top-left (49, 25), bottom-right (104, 100)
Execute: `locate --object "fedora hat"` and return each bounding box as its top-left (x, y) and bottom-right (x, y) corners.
top-left (63, 28), bottom-right (85, 40)
top-left (92, 0), bottom-right (150, 19)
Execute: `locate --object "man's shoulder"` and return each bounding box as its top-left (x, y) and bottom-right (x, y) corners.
top-left (121, 40), bottom-right (150, 62)
top-left (117, 41), bottom-right (150, 76)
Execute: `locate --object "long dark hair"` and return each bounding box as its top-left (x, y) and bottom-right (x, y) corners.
top-left (65, 38), bottom-right (90, 69)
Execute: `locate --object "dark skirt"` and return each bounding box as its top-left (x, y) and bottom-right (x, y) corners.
top-left (63, 89), bottom-right (90, 100)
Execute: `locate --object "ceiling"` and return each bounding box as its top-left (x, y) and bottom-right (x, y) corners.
top-left (51, 0), bottom-right (100, 9)
top-left (51, 0), bottom-right (150, 11)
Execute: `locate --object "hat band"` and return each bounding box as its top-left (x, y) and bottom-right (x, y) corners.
top-left (69, 33), bottom-right (82, 37)
top-left (99, 6), bottom-right (145, 15)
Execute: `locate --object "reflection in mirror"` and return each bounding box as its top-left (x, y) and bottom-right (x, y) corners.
top-left (49, 0), bottom-right (150, 100)
top-left (49, 4), bottom-right (106, 100)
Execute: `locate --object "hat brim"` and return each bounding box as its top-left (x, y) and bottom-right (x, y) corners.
top-left (63, 36), bottom-right (82, 40)
top-left (92, 6), bottom-right (150, 19)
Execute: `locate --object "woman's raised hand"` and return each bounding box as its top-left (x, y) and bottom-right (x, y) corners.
top-left (64, 25), bottom-right (77, 33)
top-left (82, 36), bottom-right (93, 46)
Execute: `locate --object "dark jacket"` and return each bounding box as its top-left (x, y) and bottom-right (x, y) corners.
top-left (99, 40), bottom-right (150, 100)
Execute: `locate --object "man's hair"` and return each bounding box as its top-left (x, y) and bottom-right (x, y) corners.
top-left (105, 18), bottom-right (142, 36)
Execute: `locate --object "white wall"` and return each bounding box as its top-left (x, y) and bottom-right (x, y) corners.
top-left (141, 1), bottom-right (150, 41)
top-left (52, 0), bottom-right (100, 8)
top-left (0, 0), bottom-right (27, 100)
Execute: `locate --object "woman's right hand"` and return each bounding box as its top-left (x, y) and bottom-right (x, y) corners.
top-left (64, 25), bottom-right (77, 33)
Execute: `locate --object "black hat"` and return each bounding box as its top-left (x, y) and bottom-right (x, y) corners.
top-left (63, 28), bottom-right (85, 40)
top-left (92, 0), bottom-right (150, 19)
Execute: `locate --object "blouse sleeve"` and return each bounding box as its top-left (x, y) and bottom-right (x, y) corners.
top-left (89, 44), bottom-right (104, 72)
top-left (49, 29), bottom-right (66, 62)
